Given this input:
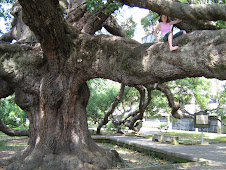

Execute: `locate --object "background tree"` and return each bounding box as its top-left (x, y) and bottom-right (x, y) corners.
top-left (0, 0), bottom-right (225, 169)
top-left (0, 94), bottom-right (27, 127)
top-left (87, 79), bottom-right (121, 124)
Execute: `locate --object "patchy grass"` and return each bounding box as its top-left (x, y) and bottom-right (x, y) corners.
top-left (209, 136), bottom-right (226, 143)
top-left (0, 132), bottom-right (7, 138)
top-left (162, 132), bottom-right (201, 139)
top-left (142, 131), bottom-right (226, 144)
top-left (0, 138), bottom-right (28, 161)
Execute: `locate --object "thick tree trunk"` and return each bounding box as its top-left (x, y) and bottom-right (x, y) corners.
top-left (6, 78), bottom-right (120, 169)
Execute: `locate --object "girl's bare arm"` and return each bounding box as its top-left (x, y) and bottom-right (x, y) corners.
top-left (170, 19), bottom-right (182, 25)
top-left (154, 23), bottom-right (161, 43)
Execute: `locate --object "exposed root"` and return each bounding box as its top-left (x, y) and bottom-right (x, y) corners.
top-left (5, 145), bottom-right (121, 170)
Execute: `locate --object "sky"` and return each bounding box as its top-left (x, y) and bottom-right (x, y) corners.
top-left (0, 3), bottom-right (12, 35)
top-left (0, 4), bottom-right (150, 43)
top-left (115, 5), bottom-right (150, 42)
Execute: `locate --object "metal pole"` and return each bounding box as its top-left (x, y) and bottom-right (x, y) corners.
top-left (201, 128), bottom-right (204, 144)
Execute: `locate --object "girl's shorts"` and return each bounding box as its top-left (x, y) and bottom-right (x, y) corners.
top-left (163, 30), bottom-right (184, 42)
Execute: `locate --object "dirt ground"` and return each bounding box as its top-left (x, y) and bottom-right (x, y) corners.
top-left (0, 138), bottom-right (28, 170)
top-left (97, 142), bottom-right (171, 169)
top-left (0, 138), bottom-right (171, 169)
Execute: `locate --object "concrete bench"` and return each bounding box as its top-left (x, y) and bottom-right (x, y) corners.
top-left (152, 134), bottom-right (179, 145)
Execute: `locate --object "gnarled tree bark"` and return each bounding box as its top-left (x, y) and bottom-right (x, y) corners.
top-left (0, 0), bottom-right (225, 169)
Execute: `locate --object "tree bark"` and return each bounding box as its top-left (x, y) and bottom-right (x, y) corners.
top-left (5, 77), bottom-right (120, 169)
top-left (0, 0), bottom-right (226, 169)
top-left (1, 27), bottom-right (226, 170)
top-left (117, 0), bottom-right (226, 21)
top-left (74, 29), bottom-right (226, 85)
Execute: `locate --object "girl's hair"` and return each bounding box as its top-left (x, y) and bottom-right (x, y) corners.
top-left (158, 15), bottom-right (171, 23)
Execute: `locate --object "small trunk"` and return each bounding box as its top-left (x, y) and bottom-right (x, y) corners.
top-left (6, 75), bottom-right (121, 170)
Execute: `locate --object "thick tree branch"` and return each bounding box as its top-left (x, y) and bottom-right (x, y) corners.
top-left (0, 42), bottom-right (43, 111)
top-left (103, 15), bottom-right (126, 37)
top-left (72, 29), bottom-right (226, 85)
top-left (175, 20), bottom-right (221, 33)
top-left (67, 1), bottom-right (118, 35)
top-left (18, 0), bottom-right (72, 57)
top-left (0, 78), bottom-right (14, 98)
top-left (0, 119), bottom-right (29, 136)
top-left (117, 0), bottom-right (226, 21)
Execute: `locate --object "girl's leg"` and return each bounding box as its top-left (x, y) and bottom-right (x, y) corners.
top-left (168, 32), bottom-right (178, 51)
top-left (173, 30), bottom-right (187, 39)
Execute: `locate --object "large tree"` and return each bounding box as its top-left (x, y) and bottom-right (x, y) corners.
top-left (0, 0), bottom-right (225, 169)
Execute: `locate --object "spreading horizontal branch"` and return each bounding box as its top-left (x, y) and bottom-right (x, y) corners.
top-left (71, 29), bottom-right (226, 85)
top-left (117, 0), bottom-right (226, 21)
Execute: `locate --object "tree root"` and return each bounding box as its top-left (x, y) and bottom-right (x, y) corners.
top-left (4, 146), bottom-right (121, 170)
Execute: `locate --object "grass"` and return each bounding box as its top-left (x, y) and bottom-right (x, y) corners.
top-left (209, 136), bottom-right (226, 143)
top-left (162, 132), bottom-right (201, 139)
top-left (0, 132), bottom-right (7, 138)
top-left (140, 130), bottom-right (226, 145)
top-left (0, 139), bottom-right (27, 150)
top-left (0, 132), bottom-right (28, 155)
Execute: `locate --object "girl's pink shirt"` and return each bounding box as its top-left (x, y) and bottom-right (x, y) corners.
top-left (160, 22), bottom-right (171, 36)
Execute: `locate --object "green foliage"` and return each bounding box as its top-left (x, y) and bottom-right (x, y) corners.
top-left (86, 0), bottom-right (122, 14)
top-left (122, 16), bottom-right (137, 38)
top-left (86, 0), bottom-right (104, 12)
top-left (0, 94), bottom-right (27, 128)
top-left (141, 12), bottom-right (159, 33)
top-left (168, 77), bottom-right (212, 110)
top-left (217, 84), bottom-right (226, 118)
top-left (0, 0), bottom-right (15, 34)
top-left (87, 79), bottom-right (121, 124)
top-left (216, 20), bottom-right (226, 28)
top-left (105, 120), bottom-right (114, 130)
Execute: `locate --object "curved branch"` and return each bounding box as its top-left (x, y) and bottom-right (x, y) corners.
top-left (0, 119), bottom-right (29, 136)
top-left (127, 86), bottom-right (145, 130)
top-left (156, 83), bottom-right (181, 118)
top-left (103, 15), bottom-right (126, 37)
top-left (125, 85), bottom-right (153, 131)
top-left (96, 83), bottom-right (125, 134)
top-left (156, 83), bottom-right (195, 118)
top-left (117, 0), bottom-right (226, 21)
